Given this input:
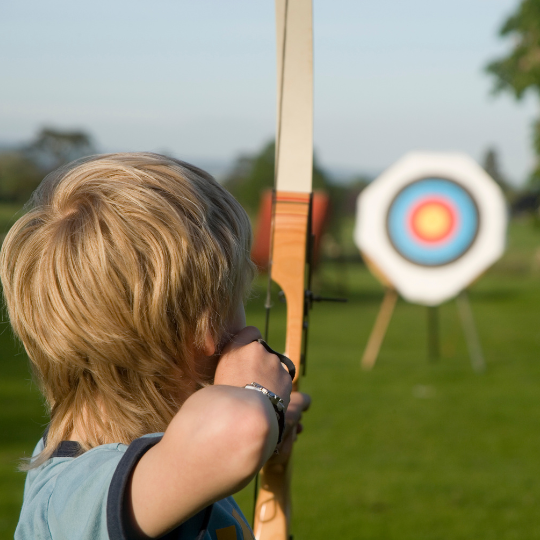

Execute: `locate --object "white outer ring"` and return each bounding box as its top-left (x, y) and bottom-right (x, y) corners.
top-left (354, 152), bottom-right (507, 306)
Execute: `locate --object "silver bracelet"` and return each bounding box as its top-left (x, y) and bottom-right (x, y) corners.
top-left (244, 382), bottom-right (285, 444)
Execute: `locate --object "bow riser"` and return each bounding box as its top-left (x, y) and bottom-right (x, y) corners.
top-left (253, 458), bottom-right (291, 540)
top-left (254, 1), bottom-right (313, 538)
top-left (269, 192), bottom-right (311, 387)
top-left (253, 193), bottom-right (309, 540)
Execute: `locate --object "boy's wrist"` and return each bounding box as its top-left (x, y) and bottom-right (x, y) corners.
top-left (244, 382), bottom-right (285, 445)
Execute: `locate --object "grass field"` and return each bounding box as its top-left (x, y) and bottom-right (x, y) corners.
top-left (2, 218), bottom-right (540, 539)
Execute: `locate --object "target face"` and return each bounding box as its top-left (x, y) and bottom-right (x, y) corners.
top-left (387, 178), bottom-right (479, 267)
top-left (354, 152), bottom-right (507, 306)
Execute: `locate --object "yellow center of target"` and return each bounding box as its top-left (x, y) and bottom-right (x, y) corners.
top-left (411, 202), bottom-right (453, 242)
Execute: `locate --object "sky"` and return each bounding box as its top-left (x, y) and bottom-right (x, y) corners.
top-left (0, 0), bottom-right (537, 185)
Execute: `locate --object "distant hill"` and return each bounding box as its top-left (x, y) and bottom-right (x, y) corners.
top-left (180, 157), bottom-right (234, 183)
top-left (0, 141), bottom-right (376, 186)
top-left (184, 157), bottom-right (377, 185)
top-left (0, 141), bottom-right (19, 152)
top-left (321, 164), bottom-right (377, 185)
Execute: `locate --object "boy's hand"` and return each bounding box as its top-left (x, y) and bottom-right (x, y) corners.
top-left (215, 326), bottom-right (311, 462)
top-left (214, 326), bottom-right (293, 407)
top-left (129, 327), bottom-right (311, 538)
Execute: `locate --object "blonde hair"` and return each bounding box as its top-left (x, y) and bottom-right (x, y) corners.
top-left (0, 153), bottom-right (255, 466)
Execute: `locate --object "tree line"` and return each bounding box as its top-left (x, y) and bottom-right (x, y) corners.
top-left (487, 0), bottom-right (540, 187)
top-left (0, 128), bottom-right (95, 204)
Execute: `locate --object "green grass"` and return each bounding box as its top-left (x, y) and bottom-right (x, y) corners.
top-left (0, 204), bottom-right (26, 236)
top-left (0, 328), bottom-right (45, 537)
top-left (3, 218), bottom-right (540, 538)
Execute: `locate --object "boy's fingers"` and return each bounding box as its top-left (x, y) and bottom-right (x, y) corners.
top-left (220, 326), bottom-right (262, 354)
top-left (282, 392), bottom-right (311, 436)
top-left (288, 392), bottom-right (311, 414)
top-left (221, 327), bottom-right (293, 384)
top-left (265, 392), bottom-right (311, 465)
top-left (215, 327), bottom-right (293, 402)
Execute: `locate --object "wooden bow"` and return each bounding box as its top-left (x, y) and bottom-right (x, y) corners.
top-left (253, 1), bottom-right (313, 539)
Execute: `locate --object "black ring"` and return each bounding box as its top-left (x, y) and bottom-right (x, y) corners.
top-left (255, 339), bottom-right (296, 381)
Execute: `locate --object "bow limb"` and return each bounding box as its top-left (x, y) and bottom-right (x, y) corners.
top-left (253, 1), bottom-right (313, 539)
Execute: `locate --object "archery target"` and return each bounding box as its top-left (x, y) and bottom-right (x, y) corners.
top-left (387, 178), bottom-right (479, 267)
top-left (354, 152), bottom-right (507, 306)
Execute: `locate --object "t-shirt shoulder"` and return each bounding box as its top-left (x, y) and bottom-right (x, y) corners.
top-left (16, 437), bottom-right (139, 540)
top-left (16, 434), bottom-right (254, 540)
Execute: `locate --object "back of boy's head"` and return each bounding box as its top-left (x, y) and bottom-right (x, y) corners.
top-left (0, 153), bottom-right (255, 463)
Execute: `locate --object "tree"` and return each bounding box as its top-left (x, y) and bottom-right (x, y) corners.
top-left (0, 127), bottom-right (96, 204)
top-left (25, 127), bottom-right (96, 173)
top-left (224, 140), bottom-right (330, 216)
top-left (0, 151), bottom-right (41, 203)
top-left (486, 0), bottom-right (540, 184)
top-left (482, 146), bottom-right (512, 197)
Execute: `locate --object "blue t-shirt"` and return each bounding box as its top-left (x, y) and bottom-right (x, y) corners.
top-left (16, 434), bottom-right (254, 540)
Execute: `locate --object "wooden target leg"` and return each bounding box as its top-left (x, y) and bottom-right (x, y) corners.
top-left (361, 288), bottom-right (398, 370)
top-left (427, 306), bottom-right (439, 362)
top-left (456, 291), bottom-right (486, 373)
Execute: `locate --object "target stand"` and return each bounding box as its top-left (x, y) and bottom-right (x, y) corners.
top-left (360, 285), bottom-right (486, 373)
top-left (354, 152), bottom-right (507, 372)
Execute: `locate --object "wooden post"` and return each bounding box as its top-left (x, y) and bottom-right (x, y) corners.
top-left (361, 288), bottom-right (398, 370)
top-left (456, 291), bottom-right (486, 373)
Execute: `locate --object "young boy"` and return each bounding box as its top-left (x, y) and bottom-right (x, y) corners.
top-left (1, 153), bottom-right (310, 540)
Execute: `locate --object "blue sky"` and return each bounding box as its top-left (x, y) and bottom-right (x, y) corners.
top-left (0, 0), bottom-right (536, 184)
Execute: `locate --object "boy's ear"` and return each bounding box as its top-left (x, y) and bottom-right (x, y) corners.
top-left (203, 330), bottom-right (216, 356)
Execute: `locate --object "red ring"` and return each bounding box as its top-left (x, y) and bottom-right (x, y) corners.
top-left (406, 196), bottom-right (459, 245)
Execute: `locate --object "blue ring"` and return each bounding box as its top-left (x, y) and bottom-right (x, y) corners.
top-left (386, 178), bottom-right (479, 266)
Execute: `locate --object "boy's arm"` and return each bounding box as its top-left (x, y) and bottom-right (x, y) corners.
top-left (127, 327), bottom-right (298, 538)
